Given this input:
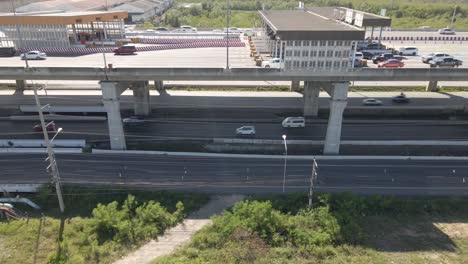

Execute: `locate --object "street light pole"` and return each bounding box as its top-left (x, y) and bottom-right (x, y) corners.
top-left (226, 0), bottom-right (230, 69)
top-left (33, 84), bottom-right (65, 213)
top-left (282, 134), bottom-right (287, 193)
top-left (450, 5), bottom-right (457, 28)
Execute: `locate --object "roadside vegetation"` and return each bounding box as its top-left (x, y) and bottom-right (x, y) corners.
top-left (143, 0), bottom-right (468, 29)
top-left (0, 186), bottom-right (209, 264)
top-left (154, 193), bottom-right (468, 264)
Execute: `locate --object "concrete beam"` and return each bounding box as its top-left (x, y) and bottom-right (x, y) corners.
top-left (101, 81), bottom-right (126, 150)
top-left (154, 80), bottom-right (164, 90)
top-left (15, 80), bottom-right (25, 92)
top-left (303, 81), bottom-right (320, 117)
top-left (426, 81), bottom-right (438, 92)
top-left (324, 82), bottom-right (348, 155)
top-left (2, 67), bottom-right (468, 81)
top-left (132, 81), bottom-right (150, 116)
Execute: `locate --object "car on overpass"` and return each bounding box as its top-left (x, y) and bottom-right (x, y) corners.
top-left (378, 59), bottom-right (405, 68)
top-left (372, 53), bottom-right (406, 64)
top-left (236, 126), bottom-right (256, 136)
top-left (282, 117), bottom-right (305, 128)
top-left (179, 25), bottom-right (197, 32)
top-left (429, 57), bottom-right (463, 68)
top-left (398, 47), bottom-right (418, 56)
top-left (438, 28), bottom-right (456, 35)
top-left (421, 52), bottom-right (452, 63)
top-left (155, 27), bottom-right (169, 32)
top-left (362, 98), bottom-right (383, 106)
top-left (113, 45), bottom-right (137, 55)
top-left (261, 58), bottom-right (283, 69)
top-left (20, 51), bottom-right (47, 60)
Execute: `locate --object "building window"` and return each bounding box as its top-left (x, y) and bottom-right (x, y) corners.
top-left (335, 51), bottom-right (342, 57)
top-left (325, 61), bottom-right (332, 68)
top-left (285, 61), bottom-right (292, 68)
top-left (343, 50), bottom-right (350, 57)
top-left (318, 61), bottom-right (324, 67)
top-left (318, 40), bottom-right (325, 46)
top-left (303, 40), bottom-right (310, 46)
top-left (287, 40), bottom-right (293, 46)
top-left (293, 61), bottom-right (300, 67)
top-left (294, 50), bottom-right (300, 56)
top-left (310, 61), bottom-right (316, 67)
top-left (333, 61), bottom-right (340, 68)
top-left (318, 50), bottom-right (325, 57)
top-left (302, 50), bottom-right (309, 57)
top-left (311, 40), bottom-right (317, 46)
top-left (311, 50), bottom-right (317, 57)
top-left (342, 61), bottom-right (349, 67)
top-left (286, 50), bottom-right (292, 56)
top-left (336, 40), bottom-right (342, 46)
top-left (326, 50), bottom-right (333, 57)
top-left (294, 40), bottom-right (301, 46)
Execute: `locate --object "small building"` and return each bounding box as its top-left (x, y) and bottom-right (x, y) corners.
top-left (258, 9), bottom-right (365, 69)
top-left (110, 0), bottom-right (173, 23)
top-left (0, 11), bottom-right (128, 48)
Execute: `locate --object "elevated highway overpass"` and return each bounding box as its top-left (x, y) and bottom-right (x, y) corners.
top-left (2, 66), bottom-right (468, 154)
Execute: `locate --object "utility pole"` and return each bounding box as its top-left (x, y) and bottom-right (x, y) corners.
top-left (226, 0), bottom-right (230, 69)
top-left (33, 84), bottom-right (65, 213)
top-left (308, 158), bottom-right (318, 209)
top-left (450, 5), bottom-right (457, 28)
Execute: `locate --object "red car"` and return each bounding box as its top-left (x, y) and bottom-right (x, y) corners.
top-left (113, 45), bottom-right (136, 55)
top-left (378, 59), bottom-right (405, 68)
top-left (33, 122), bottom-right (56, 132)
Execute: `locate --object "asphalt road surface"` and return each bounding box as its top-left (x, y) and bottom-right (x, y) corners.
top-left (1, 153), bottom-right (467, 195)
top-left (3, 120), bottom-right (468, 141)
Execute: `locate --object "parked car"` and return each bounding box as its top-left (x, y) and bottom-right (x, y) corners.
top-left (20, 51), bottom-right (47, 60)
top-left (0, 47), bottom-right (16, 57)
top-left (361, 51), bottom-right (375, 60)
top-left (349, 52), bottom-right (363, 62)
top-left (430, 57), bottom-right (463, 68)
top-left (438, 28), bottom-right (456, 35)
top-left (155, 27), bottom-right (169, 31)
top-left (398, 47), bottom-right (418, 56)
top-left (372, 53), bottom-right (406, 64)
top-left (33, 122), bottom-right (57, 132)
top-left (392, 93), bottom-right (410, 103)
top-left (421, 52), bottom-right (452, 63)
top-left (123, 116), bottom-right (145, 126)
top-left (282, 117), bottom-right (305, 128)
top-left (378, 59), bottom-right (405, 68)
top-left (236, 126), bottom-right (256, 136)
top-left (180, 25), bottom-right (197, 32)
top-left (113, 45), bottom-right (136, 55)
top-left (261, 58), bottom-right (283, 69)
top-left (362, 98), bottom-right (383, 106)
top-left (365, 43), bottom-right (386, 50)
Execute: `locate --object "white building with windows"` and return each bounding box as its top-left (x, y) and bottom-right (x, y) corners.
top-left (258, 9), bottom-right (365, 69)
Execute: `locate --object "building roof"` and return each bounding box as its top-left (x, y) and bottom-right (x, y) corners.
top-left (307, 6), bottom-right (391, 27)
top-left (0, 11), bottom-right (128, 25)
top-left (258, 10), bottom-right (364, 40)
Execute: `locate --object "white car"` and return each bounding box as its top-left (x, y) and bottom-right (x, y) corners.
top-left (362, 98), bottom-right (383, 106)
top-left (20, 51), bottom-right (47, 60)
top-left (261, 58), bottom-right (283, 69)
top-left (398, 47), bottom-right (418, 56)
top-left (123, 117), bottom-right (145, 126)
top-left (282, 117), bottom-right (305, 128)
top-left (438, 28), bottom-right (456, 35)
top-left (236, 126), bottom-right (256, 136)
top-left (180, 25), bottom-right (197, 32)
top-left (421, 52), bottom-right (452, 63)
top-left (224, 27), bottom-right (241, 33)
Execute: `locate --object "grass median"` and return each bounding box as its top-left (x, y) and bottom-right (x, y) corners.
top-left (0, 185), bottom-right (210, 264)
top-left (154, 193), bottom-right (468, 264)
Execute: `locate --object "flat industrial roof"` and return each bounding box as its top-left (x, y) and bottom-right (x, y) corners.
top-left (258, 10), bottom-right (364, 40)
top-left (0, 11), bottom-right (128, 25)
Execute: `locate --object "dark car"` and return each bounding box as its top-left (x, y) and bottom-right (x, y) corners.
top-left (392, 94), bottom-right (410, 103)
top-left (113, 45), bottom-right (137, 55)
top-left (361, 51), bottom-right (375, 60)
top-left (0, 47), bottom-right (16, 57)
top-left (33, 122), bottom-right (57, 132)
top-left (155, 27), bottom-right (169, 31)
top-left (430, 57), bottom-right (463, 68)
top-left (372, 53), bottom-right (406, 64)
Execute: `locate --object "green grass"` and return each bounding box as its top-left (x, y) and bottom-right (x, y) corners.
top-left (0, 186), bottom-right (210, 264)
top-left (152, 193), bottom-right (468, 264)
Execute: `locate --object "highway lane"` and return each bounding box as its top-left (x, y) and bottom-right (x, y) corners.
top-left (0, 153), bottom-right (466, 195)
top-left (1, 120), bottom-right (468, 141)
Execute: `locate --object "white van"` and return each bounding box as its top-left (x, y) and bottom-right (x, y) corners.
top-left (398, 47), bottom-right (418, 56)
top-left (282, 117), bottom-right (305, 128)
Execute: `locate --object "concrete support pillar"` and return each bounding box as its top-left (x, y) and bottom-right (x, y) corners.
top-left (303, 81), bottom-right (320, 117)
top-left (71, 24), bottom-right (78, 44)
top-left (290, 80), bottom-right (300, 92)
top-left (15, 80), bottom-right (25, 91)
top-left (132, 81), bottom-right (150, 116)
top-left (324, 82), bottom-right (349, 155)
top-left (426, 81), bottom-right (438, 92)
top-left (154, 80), bottom-right (164, 90)
top-left (101, 81), bottom-right (126, 150)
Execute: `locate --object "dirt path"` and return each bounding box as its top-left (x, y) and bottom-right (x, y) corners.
top-left (113, 195), bottom-right (245, 264)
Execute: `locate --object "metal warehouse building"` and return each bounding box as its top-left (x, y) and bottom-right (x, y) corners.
top-left (0, 11), bottom-right (128, 48)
